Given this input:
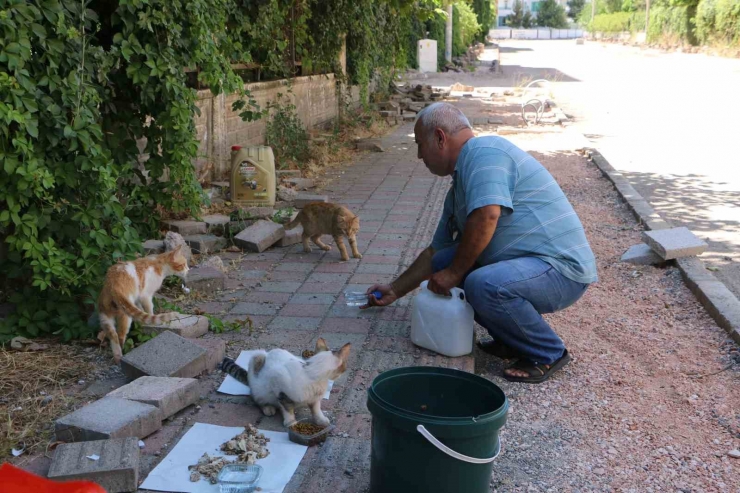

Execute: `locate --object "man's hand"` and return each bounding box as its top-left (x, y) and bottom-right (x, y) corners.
top-left (427, 268), bottom-right (464, 296)
top-left (360, 284), bottom-right (398, 309)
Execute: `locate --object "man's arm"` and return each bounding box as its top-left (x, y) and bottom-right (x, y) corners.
top-left (427, 205), bottom-right (500, 295)
top-left (361, 246), bottom-right (435, 308)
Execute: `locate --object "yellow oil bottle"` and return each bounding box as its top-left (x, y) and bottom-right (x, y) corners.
top-left (229, 145), bottom-right (276, 207)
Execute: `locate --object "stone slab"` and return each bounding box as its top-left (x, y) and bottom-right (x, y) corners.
top-left (184, 266), bottom-right (226, 295)
top-left (47, 438), bottom-right (140, 492)
top-left (55, 398), bottom-right (162, 442)
top-left (162, 220), bottom-right (206, 236)
top-left (141, 314), bottom-right (210, 338)
top-left (191, 338), bottom-right (227, 372)
top-left (143, 240), bottom-right (164, 255)
top-left (120, 331), bottom-right (207, 380)
top-left (106, 376), bottom-right (199, 419)
top-left (295, 194), bottom-right (329, 208)
top-left (236, 206), bottom-right (275, 220)
top-left (287, 178), bottom-right (315, 190)
top-left (183, 234), bottom-right (228, 255)
top-left (163, 231), bottom-right (193, 263)
top-left (620, 243), bottom-right (665, 266)
top-left (642, 227), bottom-right (708, 260)
top-left (233, 220), bottom-right (285, 253)
top-left (228, 219), bottom-right (257, 236)
top-left (202, 214), bottom-right (231, 235)
top-left (402, 112), bottom-right (416, 122)
top-left (277, 224), bottom-right (303, 247)
top-left (355, 139), bottom-right (384, 152)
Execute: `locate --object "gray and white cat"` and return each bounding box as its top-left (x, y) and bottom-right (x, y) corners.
top-left (219, 338), bottom-right (351, 427)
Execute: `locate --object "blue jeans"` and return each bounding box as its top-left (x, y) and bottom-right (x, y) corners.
top-left (432, 246), bottom-right (589, 364)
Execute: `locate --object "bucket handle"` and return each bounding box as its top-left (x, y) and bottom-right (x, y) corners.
top-left (417, 425), bottom-right (502, 464)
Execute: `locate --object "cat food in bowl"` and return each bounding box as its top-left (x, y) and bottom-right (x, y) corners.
top-left (288, 419), bottom-right (334, 447)
top-left (217, 463), bottom-right (262, 493)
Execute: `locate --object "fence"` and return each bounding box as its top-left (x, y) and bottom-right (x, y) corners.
top-left (489, 28), bottom-right (585, 40)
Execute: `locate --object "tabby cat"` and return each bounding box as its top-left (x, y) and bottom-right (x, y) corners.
top-left (284, 202), bottom-right (362, 261)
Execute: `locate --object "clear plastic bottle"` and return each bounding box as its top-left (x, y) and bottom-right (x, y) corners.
top-left (345, 290), bottom-right (382, 307)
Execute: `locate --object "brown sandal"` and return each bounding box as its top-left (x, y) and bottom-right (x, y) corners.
top-left (502, 349), bottom-right (571, 384)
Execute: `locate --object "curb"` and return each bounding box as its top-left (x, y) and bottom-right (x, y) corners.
top-left (585, 148), bottom-right (740, 344)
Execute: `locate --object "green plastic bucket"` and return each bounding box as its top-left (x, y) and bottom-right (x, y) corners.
top-left (366, 366), bottom-right (508, 493)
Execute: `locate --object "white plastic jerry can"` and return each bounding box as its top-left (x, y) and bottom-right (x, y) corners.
top-left (410, 280), bottom-right (475, 357)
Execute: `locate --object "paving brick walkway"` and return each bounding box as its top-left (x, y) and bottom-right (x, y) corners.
top-left (137, 123), bottom-right (473, 492)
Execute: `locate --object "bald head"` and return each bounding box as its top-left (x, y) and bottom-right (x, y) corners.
top-left (415, 102), bottom-right (472, 144)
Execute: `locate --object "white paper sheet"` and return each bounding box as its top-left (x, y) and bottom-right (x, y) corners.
top-left (217, 350), bottom-right (333, 399)
top-left (140, 423), bottom-right (307, 493)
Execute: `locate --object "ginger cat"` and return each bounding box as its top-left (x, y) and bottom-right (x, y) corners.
top-left (284, 202), bottom-right (362, 261)
top-left (96, 246), bottom-right (190, 362)
top-left (219, 338), bottom-right (351, 427)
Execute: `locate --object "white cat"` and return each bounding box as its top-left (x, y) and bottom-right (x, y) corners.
top-left (219, 338), bottom-right (351, 427)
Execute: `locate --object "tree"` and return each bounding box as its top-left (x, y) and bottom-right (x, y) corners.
top-left (472, 0), bottom-right (495, 42)
top-left (523, 10), bottom-right (535, 26)
top-left (567, 0), bottom-right (587, 18)
top-left (537, 0), bottom-right (570, 26)
top-left (506, 0), bottom-right (525, 27)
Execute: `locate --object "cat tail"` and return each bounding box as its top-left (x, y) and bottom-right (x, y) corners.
top-left (219, 357), bottom-right (250, 385)
top-left (117, 297), bottom-right (180, 325)
top-left (283, 211), bottom-right (304, 231)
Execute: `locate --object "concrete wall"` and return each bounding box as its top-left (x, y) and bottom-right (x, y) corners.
top-left (194, 74), bottom-right (341, 180)
top-left (489, 28), bottom-right (584, 39)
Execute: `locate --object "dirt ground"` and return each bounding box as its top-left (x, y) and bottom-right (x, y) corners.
top-left (473, 140), bottom-right (740, 492)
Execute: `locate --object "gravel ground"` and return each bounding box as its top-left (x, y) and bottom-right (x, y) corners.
top-left (473, 145), bottom-right (740, 492)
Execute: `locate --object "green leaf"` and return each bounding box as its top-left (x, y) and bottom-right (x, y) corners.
top-left (31, 23), bottom-right (47, 39)
top-left (63, 125), bottom-right (76, 138)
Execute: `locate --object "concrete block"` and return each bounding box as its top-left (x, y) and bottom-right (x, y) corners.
top-left (642, 227), bottom-right (708, 260)
top-left (143, 240), bottom-right (164, 255)
top-left (202, 214), bottom-right (231, 235)
top-left (162, 220), bottom-right (207, 236)
top-left (47, 438), bottom-right (140, 492)
top-left (379, 110), bottom-right (396, 118)
top-left (402, 112), bottom-right (416, 122)
top-left (295, 194), bottom-right (329, 208)
top-left (233, 220), bottom-right (285, 253)
top-left (277, 224), bottom-right (303, 247)
top-left (237, 206), bottom-right (275, 220)
top-left (185, 266), bottom-right (226, 295)
top-left (191, 338), bottom-right (227, 372)
top-left (141, 314), bottom-right (210, 338)
top-left (120, 331), bottom-right (207, 380)
top-left (228, 219), bottom-right (257, 236)
top-left (378, 101), bottom-right (400, 113)
top-left (55, 398), bottom-right (162, 442)
top-left (287, 178), bottom-right (315, 190)
top-left (183, 234), bottom-right (227, 255)
top-left (620, 243), bottom-right (665, 266)
top-left (107, 376), bottom-right (199, 419)
top-left (355, 139), bottom-right (384, 152)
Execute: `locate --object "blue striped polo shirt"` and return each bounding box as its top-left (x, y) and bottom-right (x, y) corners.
top-left (431, 136), bottom-right (598, 284)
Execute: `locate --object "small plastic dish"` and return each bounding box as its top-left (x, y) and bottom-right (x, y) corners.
top-left (217, 463), bottom-right (263, 493)
top-left (288, 419), bottom-right (335, 447)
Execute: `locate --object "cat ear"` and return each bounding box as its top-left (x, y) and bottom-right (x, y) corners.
top-left (315, 337), bottom-right (329, 352)
top-left (337, 343), bottom-right (351, 362)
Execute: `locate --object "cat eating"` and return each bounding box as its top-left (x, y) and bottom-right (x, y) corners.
top-left (96, 246), bottom-right (190, 363)
top-left (284, 202), bottom-right (362, 261)
top-left (219, 338), bottom-right (351, 428)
